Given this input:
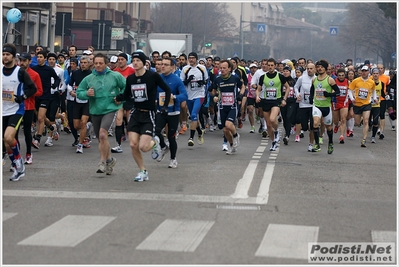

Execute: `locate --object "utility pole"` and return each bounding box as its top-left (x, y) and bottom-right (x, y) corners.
top-left (240, 3), bottom-right (243, 58)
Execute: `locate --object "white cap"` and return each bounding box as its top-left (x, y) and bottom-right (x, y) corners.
top-left (361, 65), bottom-right (369, 71)
top-left (83, 50), bottom-right (92, 55)
top-left (110, 56), bottom-right (118, 63)
top-left (249, 63), bottom-right (258, 68)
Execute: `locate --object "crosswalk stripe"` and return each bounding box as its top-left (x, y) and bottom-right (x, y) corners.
top-left (255, 223), bottom-right (319, 259)
top-left (136, 219), bottom-right (214, 252)
top-left (371, 230), bottom-right (396, 242)
top-left (3, 212), bottom-right (18, 221)
top-left (231, 160), bottom-right (258, 199)
top-left (18, 215), bottom-right (115, 247)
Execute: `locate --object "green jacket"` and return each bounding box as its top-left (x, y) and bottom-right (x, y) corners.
top-left (77, 68), bottom-right (126, 115)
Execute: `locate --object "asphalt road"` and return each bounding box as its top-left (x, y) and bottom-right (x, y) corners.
top-left (2, 117), bottom-right (397, 265)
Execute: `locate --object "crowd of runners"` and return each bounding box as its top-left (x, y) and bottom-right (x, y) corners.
top-left (2, 43), bottom-right (397, 182)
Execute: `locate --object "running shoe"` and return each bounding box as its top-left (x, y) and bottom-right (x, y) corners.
top-left (262, 130), bottom-right (268, 138)
top-left (151, 136), bottom-right (161, 160)
top-left (250, 126), bottom-right (255, 133)
top-left (379, 133), bottom-right (384, 140)
top-left (283, 136), bottom-right (289, 145)
top-left (361, 139), bottom-right (366, 147)
top-left (179, 124), bottom-right (187, 135)
top-left (300, 131), bottom-right (304, 138)
top-left (392, 126), bottom-right (396, 131)
top-left (339, 135), bottom-right (345, 144)
top-left (258, 125), bottom-right (263, 133)
top-left (371, 137), bottom-right (376, 143)
top-left (97, 161), bottom-right (106, 173)
top-left (10, 158), bottom-right (25, 181)
top-left (226, 144), bottom-right (236, 155)
top-left (222, 142), bottom-right (228, 151)
top-left (308, 144), bottom-right (313, 152)
top-left (333, 125), bottom-right (339, 133)
top-left (32, 139), bottom-right (40, 149)
top-left (72, 140), bottom-right (79, 147)
top-left (9, 166), bottom-right (25, 182)
top-left (44, 137), bottom-right (53, 147)
top-left (105, 157), bottom-right (116, 175)
top-left (134, 170), bottom-right (149, 182)
top-left (348, 130), bottom-right (353, 137)
top-left (233, 133), bottom-right (240, 148)
top-left (24, 154), bottom-right (33, 164)
top-left (269, 141), bottom-right (278, 151)
top-left (76, 144), bottom-right (83, 153)
top-left (312, 144), bottom-right (321, 152)
top-left (64, 126), bottom-right (71, 134)
top-left (83, 137), bottom-right (91, 148)
top-left (327, 143), bottom-right (334, 154)
top-left (157, 146), bottom-right (169, 162)
top-left (295, 135), bottom-right (300, 142)
top-left (198, 130), bottom-right (205, 145)
top-left (209, 125), bottom-right (215, 132)
top-left (377, 128), bottom-right (381, 135)
top-left (319, 137), bottom-right (323, 145)
top-left (188, 138), bottom-right (194, 146)
top-left (168, 159), bottom-right (178, 168)
top-left (111, 145), bottom-right (123, 153)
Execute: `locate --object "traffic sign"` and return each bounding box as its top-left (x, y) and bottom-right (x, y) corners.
top-left (392, 52), bottom-right (396, 60)
top-left (233, 52), bottom-right (238, 57)
top-left (329, 27), bottom-right (338, 36)
top-left (257, 24), bottom-right (266, 33)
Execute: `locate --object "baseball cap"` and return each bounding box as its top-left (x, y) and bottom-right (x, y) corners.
top-left (110, 56), bottom-right (118, 63)
top-left (19, 52), bottom-right (31, 60)
top-left (249, 63), bottom-right (257, 68)
top-left (361, 65), bottom-right (369, 71)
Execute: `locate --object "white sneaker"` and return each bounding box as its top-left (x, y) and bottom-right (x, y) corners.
top-left (111, 145), bottom-right (123, 153)
top-left (76, 144), bottom-right (83, 153)
top-left (233, 133), bottom-right (240, 148)
top-left (44, 137), bottom-right (53, 147)
top-left (134, 170), bottom-right (149, 182)
top-left (168, 159), bottom-right (178, 168)
top-left (222, 142), bottom-right (228, 151)
top-left (209, 125), bottom-right (215, 132)
top-left (308, 144), bottom-right (313, 152)
top-left (105, 157), bottom-right (116, 175)
top-left (157, 146), bottom-right (169, 162)
top-left (269, 141), bottom-right (278, 151)
top-left (226, 144), bottom-right (236, 155)
top-left (151, 136), bottom-right (161, 160)
top-left (274, 130), bottom-right (280, 143)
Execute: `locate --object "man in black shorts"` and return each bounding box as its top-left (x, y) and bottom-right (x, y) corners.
top-left (115, 51), bottom-right (171, 182)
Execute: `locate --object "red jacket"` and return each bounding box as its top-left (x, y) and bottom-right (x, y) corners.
top-left (25, 68), bottom-right (43, 110)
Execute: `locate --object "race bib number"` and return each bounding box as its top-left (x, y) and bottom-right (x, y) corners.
top-left (158, 92), bottom-right (174, 107)
top-left (190, 80), bottom-right (202, 90)
top-left (221, 92), bottom-right (234, 106)
top-left (131, 84), bottom-right (148, 102)
top-left (2, 89), bottom-right (14, 102)
top-left (303, 93), bottom-right (310, 104)
top-left (315, 88), bottom-right (326, 101)
top-left (338, 86), bottom-right (347, 96)
top-left (288, 86), bottom-right (295, 98)
top-left (358, 88), bottom-right (368, 99)
top-left (266, 88), bottom-right (277, 99)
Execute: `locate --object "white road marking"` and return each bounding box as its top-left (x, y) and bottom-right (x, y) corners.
top-left (136, 219), bottom-right (214, 252)
top-left (256, 146), bottom-right (266, 153)
top-left (3, 212), bottom-right (17, 221)
top-left (231, 160), bottom-right (259, 199)
top-left (3, 189), bottom-right (259, 204)
top-left (255, 223), bottom-right (319, 259)
top-left (256, 160), bottom-right (275, 204)
top-left (252, 156), bottom-right (261, 159)
top-left (18, 215), bottom-right (115, 247)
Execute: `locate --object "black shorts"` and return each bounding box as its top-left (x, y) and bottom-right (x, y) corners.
top-left (259, 99), bottom-right (280, 112)
top-left (247, 97), bottom-right (256, 106)
top-left (73, 102), bottom-right (90, 119)
top-left (3, 114), bottom-right (23, 133)
top-left (127, 108), bottom-right (156, 136)
top-left (353, 104), bottom-right (372, 115)
top-left (220, 107), bottom-right (238, 126)
top-left (298, 107), bottom-right (313, 131)
top-left (35, 99), bottom-right (50, 111)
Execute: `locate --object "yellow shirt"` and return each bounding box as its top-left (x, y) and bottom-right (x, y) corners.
top-left (372, 81), bottom-right (382, 108)
top-left (348, 77), bottom-right (375, 107)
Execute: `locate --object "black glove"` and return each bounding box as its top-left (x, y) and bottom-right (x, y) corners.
top-left (236, 93), bottom-right (243, 101)
top-left (184, 75), bottom-right (195, 85)
top-left (53, 90), bottom-right (60, 96)
top-left (160, 107), bottom-right (168, 117)
top-left (323, 91), bottom-right (335, 97)
top-left (115, 93), bottom-right (124, 102)
top-left (197, 80), bottom-right (205, 86)
top-left (14, 95), bottom-right (25, 104)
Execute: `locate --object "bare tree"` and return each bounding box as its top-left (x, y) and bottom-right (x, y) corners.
top-left (151, 3), bottom-right (237, 53)
top-left (339, 3), bottom-right (396, 67)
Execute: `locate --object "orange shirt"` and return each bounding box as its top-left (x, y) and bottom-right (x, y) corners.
top-left (349, 77), bottom-right (375, 107)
